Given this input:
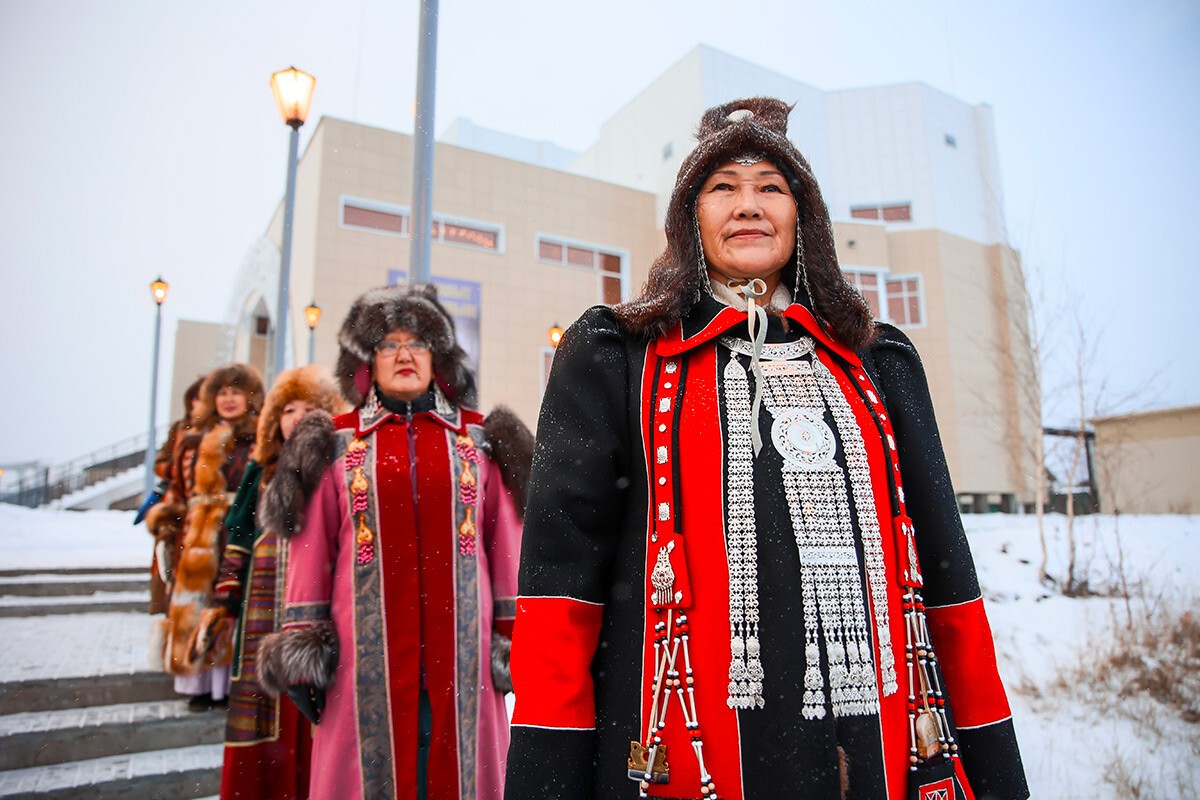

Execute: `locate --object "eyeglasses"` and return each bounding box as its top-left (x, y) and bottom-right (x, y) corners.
top-left (374, 339), bottom-right (431, 356)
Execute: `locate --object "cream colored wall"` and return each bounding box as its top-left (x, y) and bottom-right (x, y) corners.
top-left (245, 116), bottom-right (1037, 499)
top-left (168, 320), bottom-right (226, 421)
top-left (868, 229), bottom-right (1033, 499)
top-left (298, 118), bottom-right (661, 430)
top-left (832, 221), bottom-right (890, 268)
top-left (1094, 406), bottom-right (1200, 514)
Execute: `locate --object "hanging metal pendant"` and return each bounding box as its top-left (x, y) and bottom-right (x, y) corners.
top-left (771, 408), bottom-right (837, 471)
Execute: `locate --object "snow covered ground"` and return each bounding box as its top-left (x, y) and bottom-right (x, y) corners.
top-left (1, 504), bottom-right (1197, 797)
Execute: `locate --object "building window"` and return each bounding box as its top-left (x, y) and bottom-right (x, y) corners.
top-left (842, 269), bottom-right (885, 318)
top-left (340, 196), bottom-right (503, 252)
top-left (842, 269), bottom-right (924, 327)
top-left (849, 202), bottom-right (912, 223)
top-left (342, 198), bottom-right (408, 236)
top-left (886, 275), bottom-right (924, 326)
top-left (435, 216), bottom-right (502, 252)
top-left (662, 141), bottom-right (673, 160)
top-left (537, 235), bottom-right (628, 304)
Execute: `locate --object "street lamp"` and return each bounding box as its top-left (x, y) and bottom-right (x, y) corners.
top-left (143, 277), bottom-right (169, 495)
top-left (548, 323), bottom-right (564, 348)
top-left (303, 301), bottom-right (322, 364)
top-left (268, 66), bottom-right (316, 383)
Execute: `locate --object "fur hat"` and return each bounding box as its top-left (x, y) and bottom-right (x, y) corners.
top-left (191, 363), bottom-right (265, 433)
top-left (614, 97), bottom-right (873, 350)
top-left (334, 283), bottom-right (477, 408)
top-left (253, 365), bottom-right (349, 480)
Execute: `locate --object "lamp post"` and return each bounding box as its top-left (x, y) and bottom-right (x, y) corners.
top-left (303, 301), bottom-right (322, 364)
top-left (269, 66), bottom-right (317, 383)
top-left (143, 277), bottom-right (169, 496)
top-left (409, 0), bottom-right (439, 285)
top-left (548, 323), bottom-right (564, 348)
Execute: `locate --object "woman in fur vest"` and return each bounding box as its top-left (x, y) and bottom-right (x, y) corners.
top-left (505, 98), bottom-right (1028, 800)
top-left (258, 284), bottom-right (532, 800)
top-left (148, 362), bottom-right (263, 710)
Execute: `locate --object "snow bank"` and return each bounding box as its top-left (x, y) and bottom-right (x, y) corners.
top-left (0, 504), bottom-right (150, 570)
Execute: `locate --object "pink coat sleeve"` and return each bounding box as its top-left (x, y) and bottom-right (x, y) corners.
top-left (281, 462), bottom-right (345, 630)
top-left (481, 456), bottom-right (522, 639)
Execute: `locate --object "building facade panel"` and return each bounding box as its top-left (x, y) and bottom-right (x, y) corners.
top-left (1094, 405), bottom-right (1200, 514)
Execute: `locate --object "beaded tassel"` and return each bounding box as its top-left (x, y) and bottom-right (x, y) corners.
top-left (637, 609), bottom-right (720, 800)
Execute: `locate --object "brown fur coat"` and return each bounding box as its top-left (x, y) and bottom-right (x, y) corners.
top-left (161, 420), bottom-right (253, 674)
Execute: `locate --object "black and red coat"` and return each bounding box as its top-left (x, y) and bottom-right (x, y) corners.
top-left (506, 297), bottom-right (1027, 800)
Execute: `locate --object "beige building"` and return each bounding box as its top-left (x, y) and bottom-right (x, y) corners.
top-left (1092, 405), bottom-right (1200, 514)
top-left (171, 46), bottom-right (1040, 512)
top-left (183, 116), bottom-right (662, 432)
top-left (562, 45), bottom-right (1039, 510)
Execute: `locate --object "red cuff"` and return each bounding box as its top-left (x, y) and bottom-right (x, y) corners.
top-left (926, 597), bottom-right (1012, 728)
top-left (510, 596), bottom-right (604, 729)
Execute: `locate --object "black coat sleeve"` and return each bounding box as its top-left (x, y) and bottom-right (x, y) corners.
top-left (866, 324), bottom-right (1029, 800)
top-left (505, 306), bottom-right (638, 800)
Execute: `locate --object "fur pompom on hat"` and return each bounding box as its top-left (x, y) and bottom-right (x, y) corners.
top-left (335, 283), bottom-right (477, 408)
top-left (253, 365), bottom-right (349, 479)
top-left (192, 363), bottom-right (265, 432)
top-left (615, 96), bottom-right (873, 350)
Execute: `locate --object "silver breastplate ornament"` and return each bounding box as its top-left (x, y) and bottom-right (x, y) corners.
top-left (720, 335), bottom-right (897, 718)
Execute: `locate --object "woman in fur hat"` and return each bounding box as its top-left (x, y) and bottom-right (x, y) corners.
top-left (148, 363), bottom-right (263, 710)
top-left (506, 98), bottom-right (1028, 800)
top-left (188, 365), bottom-right (348, 800)
top-left (258, 284), bottom-right (532, 800)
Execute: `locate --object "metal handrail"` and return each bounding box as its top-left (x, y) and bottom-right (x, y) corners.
top-left (0, 423), bottom-right (170, 508)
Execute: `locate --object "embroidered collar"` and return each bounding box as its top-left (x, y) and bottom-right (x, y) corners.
top-left (654, 294), bottom-right (862, 367)
top-left (355, 385), bottom-right (462, 436)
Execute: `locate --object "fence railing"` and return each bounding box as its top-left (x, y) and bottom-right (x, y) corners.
top-left (0, 425), bottom-right (169, 508)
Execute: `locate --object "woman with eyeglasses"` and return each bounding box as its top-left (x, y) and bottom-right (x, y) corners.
top-left (258, 284), bottom-right (532, 800)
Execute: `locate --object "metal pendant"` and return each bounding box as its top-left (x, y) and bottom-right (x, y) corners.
top-left (770, 408), bottom-right (837, 470)
top-left (628, 741), bottom-right (670, 783)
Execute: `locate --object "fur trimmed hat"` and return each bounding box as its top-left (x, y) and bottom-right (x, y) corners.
top-left (253, 365), bottom-right (349, 479)
top-left (334, 283), bottom-right (477, 408)
top-left (191, 363), bottom-right (265, 433)
top-left (614, 96), bottom-right (873, 350)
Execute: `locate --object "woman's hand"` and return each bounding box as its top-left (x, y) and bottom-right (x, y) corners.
top-left (188, 607), bottom-right (228, 661)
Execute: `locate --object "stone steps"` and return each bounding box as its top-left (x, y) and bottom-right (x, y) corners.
top-left (0, 568), bottom-right (223, 799)
top-left (0, 744), bottom-right (222, 799)
top-left (0, 699), bottom-right (225, 771)
top-left (0, 570), bottom-right (149, 618)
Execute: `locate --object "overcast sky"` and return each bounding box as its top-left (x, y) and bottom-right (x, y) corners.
top-left (2, 0), bottom-right (1197, 466)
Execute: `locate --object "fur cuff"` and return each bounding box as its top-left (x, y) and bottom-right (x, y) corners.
top-left (491, 632), bottom-right (513, 694)
top-left (259, 410), bottom-right (337, 538)
top-left (145, 501), bottom-right (185, 538)
top-left (257, 621), bottom-right (338, 697)
top-left (483, 406), bottom-right (534, 515)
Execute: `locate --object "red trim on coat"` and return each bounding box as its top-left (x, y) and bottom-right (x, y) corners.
top-left (783, 304), bottom-right (862, 367)
top-left (509, 596), bottom-right (604, 729)
top-left (822, 349), bottom-right (911, 800)
top-left (653, 302), bottom-right (861, 370)
top-left (654, 307), bottom-right (747, 356)
top-left (925, 598), bottom-right (1013, 729)
top-left (639, 346), bottom-right (745, 800)
top-left (406, 417), bottom-right (463, 800)
top-left (371, 421), bottom-right (426, 796)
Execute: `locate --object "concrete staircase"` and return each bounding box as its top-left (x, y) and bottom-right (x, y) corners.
top-left (0, 568), bottom-right (223, 799)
